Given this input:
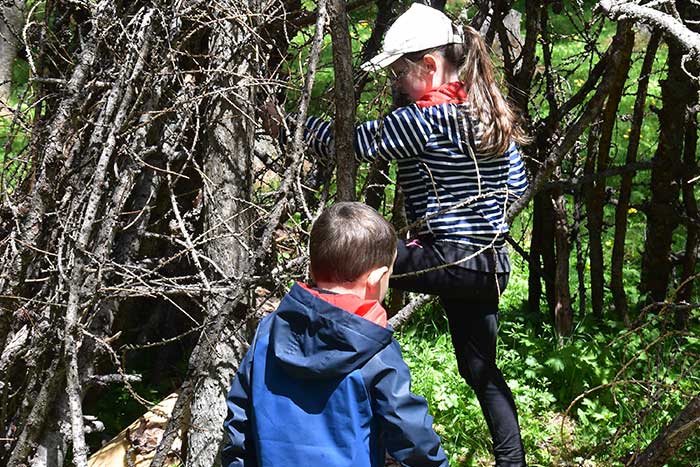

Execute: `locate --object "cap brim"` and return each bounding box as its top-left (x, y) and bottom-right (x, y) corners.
top-left (360, 51), bottom-right (403, 72)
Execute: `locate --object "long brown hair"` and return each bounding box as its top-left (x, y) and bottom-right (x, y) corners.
top-left (406, 25), bottom-right (529, 155)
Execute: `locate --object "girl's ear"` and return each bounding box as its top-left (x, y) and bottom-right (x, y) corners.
top-left (422, 54), bottom-right (438, 74)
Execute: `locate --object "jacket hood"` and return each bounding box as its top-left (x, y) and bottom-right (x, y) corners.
top-left (269, 282), bottom-right (393, 379)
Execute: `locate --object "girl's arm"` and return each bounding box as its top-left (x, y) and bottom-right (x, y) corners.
top-left (303, 105), bottom-right (432, 162)
top-left (506, 142), bottom-right (528, 204)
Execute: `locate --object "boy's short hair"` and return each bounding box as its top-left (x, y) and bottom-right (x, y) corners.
top-left (310, 202), bottom-right (397, 283)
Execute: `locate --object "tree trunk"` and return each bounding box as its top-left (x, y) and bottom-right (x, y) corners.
top-left (389, 186), bottom-right (408, 312)
top-left (0, 18), bottom-right (98, 352)
top-left (677, 110), bottom-right (699, 319)
top-left (528, 192), bottom-right (544, 315)
top-left (511, 0), bottom-right (540, 114)
top-left (0, 0), bottom-right (23, 110)
top-left (675, 0), bottom-right (700, 313)
top-left (611, 32), bottom-right (660, 325)
top-left (641, 39), bottom-right (690, 301)
top-left (629, 397), bottom-right (700, 467)
top-left (185, 8), bottom-right (256, 466)
top-left (528, 190), bottom-right (555, 316)
top-left (552, 169), bottom-right (572, 338)
top-left (329, 0), bottom-right (357, 201)
top-left (2, 3), bottom-right (699, 467)
top-left (365, 157), bottom-right (390, 210)
top-left (583, 123), bottom-right (600, 316)
top-left (536, 6), bottom-right (557, 321)
top-left (354, 0), bottom-right (396, 97)
top-left (541, 194), bottom-right (556, 317)
top-left (573, 190), bottom-right (587, 316)
top-left (587, 21), bottom-right (634, 317)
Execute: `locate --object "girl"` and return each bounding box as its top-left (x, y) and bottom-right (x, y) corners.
top-left (287, 4), bottom-right (529, 466)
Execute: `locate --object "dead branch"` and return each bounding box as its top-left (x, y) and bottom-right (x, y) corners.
top-left (598, 1), bottom-right (700, 75)
top-left (628, 397), bottom-right (700, 466)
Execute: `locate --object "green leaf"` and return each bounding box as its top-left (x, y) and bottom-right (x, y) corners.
top-left (545, 357), bottom-right (566, 372)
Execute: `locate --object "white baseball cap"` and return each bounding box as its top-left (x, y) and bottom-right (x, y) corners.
top-left (361, 3), bottom-right (463, 72)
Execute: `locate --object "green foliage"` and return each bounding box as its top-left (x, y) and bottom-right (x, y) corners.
top-left (0, 117), bottom-right (29, 191)
top-left (10, 58), bottom-right (30, 101)
top-left (1, 57), bottom-right (33, 191)
top-left (397, 290), bottom-right (700, 466)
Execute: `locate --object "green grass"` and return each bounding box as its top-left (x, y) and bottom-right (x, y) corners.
top-left (396, 281), bottom-right (700, 466)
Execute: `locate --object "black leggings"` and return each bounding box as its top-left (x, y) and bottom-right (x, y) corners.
top-left (390, 239), bottom-right (526, 467)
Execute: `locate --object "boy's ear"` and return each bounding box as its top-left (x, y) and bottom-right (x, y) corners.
top-left (366, 265), bottom-right (389, 287)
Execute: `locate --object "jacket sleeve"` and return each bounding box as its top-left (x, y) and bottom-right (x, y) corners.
top-left (302, 105), bottom-right (432, 163)
top-left (365, 340), bottom-right (449, 467)
top-left (506, 142), bottom-right (528, 205)
top-left (221, 345), bottom-right (257, 467)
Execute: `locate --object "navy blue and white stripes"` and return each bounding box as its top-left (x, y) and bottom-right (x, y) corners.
top-left (303, 103), bottom-right (528, 248)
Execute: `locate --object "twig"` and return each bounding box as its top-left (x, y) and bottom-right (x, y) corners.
top-left (388, 294), bottom-right (433, 330)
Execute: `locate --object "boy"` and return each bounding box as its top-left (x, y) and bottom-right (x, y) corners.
top-left (222, 202), bottom-right (449, 467)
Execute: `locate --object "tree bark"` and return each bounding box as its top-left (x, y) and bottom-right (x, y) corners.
top-left (62, 12), bottom-right (156, 465)
top-left (536, 7), bottom-right (557, 319)
top-left (0, 17), bottom-right (98, 351)
top-left (0, 0), bottom-right (22, 110)
top-left (3, 4), bottom-right (700, 467)
top-left (505, 30), bottom-right (633, 223)
top-left (587, 21), bottom-right (634, 317)
top-left (628, 397), bottom-right (700, 467)
top-left (582, 123), bottom-right (600, 316)
top-left (641, 39), bottom-right (690, 301)
top-left (6, 359), bottom-right (63, 467)
top-left (673, 0), bottom-right (700, 311)
top-left (541, 195), bottom-right (556, 317)
top-left (677, 110), bottom-right (699, 319)
top-left (528, 192), bottom-right (544, 315)
top-left (185, 7), bottom-right (255, 465)
top-left (611, 32), bottom-right (660, 324)
top-left (552, 169), bottom-right (572, 338)
top-left (365, 158), bottom-right (390, 210)
top-left (511, 0), bottom-right (540, 115)
top-left (598, 0), bottom-right (700, 61)
top-left (573, 191), bottom-right (587, 316)
top-left (354, 0), bottom-right (396, 97)
top-left (329, 0), bottom-right (357, 201)
top-left (357, 0), bottom-right (399, 207)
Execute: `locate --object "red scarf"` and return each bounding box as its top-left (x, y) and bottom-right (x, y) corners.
top-left (299, 283), bottom-right (388, 328)
top-left (415, 81), bottom-right (467, 108)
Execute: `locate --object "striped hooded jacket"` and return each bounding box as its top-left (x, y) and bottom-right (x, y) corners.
top-left (303, 82), bottom-right (528, 249)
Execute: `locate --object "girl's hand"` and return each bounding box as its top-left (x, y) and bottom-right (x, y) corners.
top-left (260, 99), bottom-right (283, 138)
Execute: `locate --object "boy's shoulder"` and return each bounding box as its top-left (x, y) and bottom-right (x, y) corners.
top-left (357, 336), bottom-right (407, 379)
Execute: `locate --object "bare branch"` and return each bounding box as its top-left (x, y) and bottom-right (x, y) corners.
top-left (598, 1), bottom-right (700, 71)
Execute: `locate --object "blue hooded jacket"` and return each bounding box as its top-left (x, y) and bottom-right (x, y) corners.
top-left (222, 283), bottom-right (449, 467)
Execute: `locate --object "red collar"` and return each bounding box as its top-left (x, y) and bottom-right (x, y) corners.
top-left (299, 282), bottom-right (388, 328)
top-left (415, 81), bottom-right (467, 108)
